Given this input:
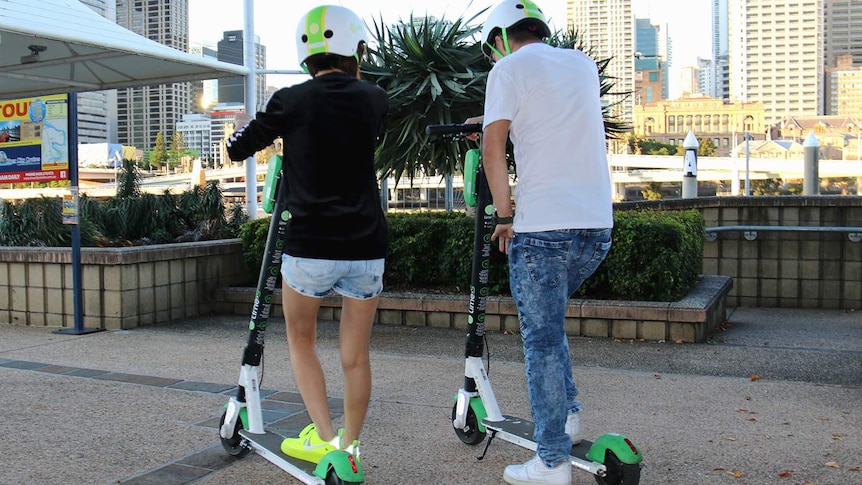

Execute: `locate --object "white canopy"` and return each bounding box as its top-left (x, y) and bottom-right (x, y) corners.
top-left (0, 0), bottom-right (248, 100)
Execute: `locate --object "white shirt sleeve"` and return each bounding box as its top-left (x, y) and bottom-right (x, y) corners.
top-left (483, 64), bottom-right (518, 127)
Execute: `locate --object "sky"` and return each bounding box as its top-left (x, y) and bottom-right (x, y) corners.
top-left (189, 0), bottom-right (712, 95)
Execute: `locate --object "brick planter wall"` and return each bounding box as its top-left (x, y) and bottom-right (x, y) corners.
top-left (617, 196), bottom-right (862, 309)
top-left (0, 239), bottom-right (248, 329)
top-left (212, 274), bottom-right (732, 343)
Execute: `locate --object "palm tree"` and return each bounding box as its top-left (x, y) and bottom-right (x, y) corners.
top-left (362, 15), bottom-right (630, 183)
top-left (362, 12), bottom-right (488, 182)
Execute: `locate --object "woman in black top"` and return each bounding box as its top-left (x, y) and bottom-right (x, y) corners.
top-left (226, 4), bottom-right (387, 465)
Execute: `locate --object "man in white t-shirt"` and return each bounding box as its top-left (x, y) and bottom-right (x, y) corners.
top-left (478, 1), bottom-right (614, 484)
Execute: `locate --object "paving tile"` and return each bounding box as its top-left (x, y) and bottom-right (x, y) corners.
top-left (168, 380), bottom-right (236, 394)
top-left (175, 444), bottom-right (240, 471)
top-left (33, 364), bottom-right (79, 374)
top-left (64, 368), bottom-right (110, 378)
top-left (119, 463), bottom-right (211, 485)
top-left (92, 372), bottom-right (183, 387)
top-left (0, 360), bottom-right (50, 370)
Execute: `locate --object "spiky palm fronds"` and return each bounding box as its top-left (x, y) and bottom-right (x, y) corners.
top-left (362, 11), bottom-right (489, 182)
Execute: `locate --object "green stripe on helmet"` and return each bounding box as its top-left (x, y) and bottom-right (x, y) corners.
top-left (304, 6), bottom-right (329, 57)
top-left (521, 0), bottom-right (543, 20)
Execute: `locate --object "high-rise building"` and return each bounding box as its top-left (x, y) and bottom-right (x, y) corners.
top-left (678, 66), bottom-right (702, 97)
top-left (826, 54), bottom-right (862, 117)
top-left (634, 18), bottom-right (666, 105)
top-left (190, 43), bottom-right (220, 114)
top-left (217, 30), bottom-right (266, 111)
top-left (176, 113), bottom-right (213, 164)
top-left (697, 57), bottom-right (713, 97)
top-left (567, 0), bottom-right (634, 122)
top-left (727, 0), bottom-right (824, 125)
top-left (711, 0), bottom-right (730, 100)
top-left (77, 0), bottom-right (117, 143)
top-left (824, 0), bottom-right (862, 69)
top-left (115, 0), bottom-right (192, 151)
top-left (209, 103), bottom-right (246, 168)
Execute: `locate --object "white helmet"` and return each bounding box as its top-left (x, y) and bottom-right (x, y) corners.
top-left (480, 0), bottom-right (551, 58)
top-left (296, 5), bottom-right (368, 67)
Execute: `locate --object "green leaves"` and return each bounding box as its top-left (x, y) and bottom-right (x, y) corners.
top-left (362, 12), bottom-right (489, 182)
top-left (362, 15), bottom-right (630, 183)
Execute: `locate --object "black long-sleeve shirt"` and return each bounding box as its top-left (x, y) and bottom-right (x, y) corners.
top-left (226, 73), bottom-right (388, 260)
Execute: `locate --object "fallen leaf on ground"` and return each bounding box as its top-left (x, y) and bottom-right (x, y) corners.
top-left (750, 374), bottom-right (761, 381)
top-left (675, 339), bottom-right (684, 344)
top-left (728, 469), bottom-right (742, 478)
top-left (848, 466), bottom-right (860, 472)
top-left (778, 471), bottom-right (793, 478)
top-left (825, 461), bottom-right (840, 469)
top-left (832, 434), bottom-right (842, 440)
top-left (723, 436), bottom-right (737, 441)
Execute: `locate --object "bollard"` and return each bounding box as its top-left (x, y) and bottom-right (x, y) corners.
top-left (803, 132), bottom-right (820, 195)
top-left (682, 131), bottom-right (699, 199)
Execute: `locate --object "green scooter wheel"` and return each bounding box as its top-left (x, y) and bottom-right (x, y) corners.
top-left (594, 450), bottom-right (641, 485)
top-left (218, 410), bottom-right (251, 458)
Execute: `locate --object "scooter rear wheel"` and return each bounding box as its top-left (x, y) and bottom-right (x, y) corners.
top-left (451, 402), bottom-right (486, 445)
top-left (594, 450), bottom-right (640, 485)
top-left (324, 467), bottom-right (361, 485)
top-left (219, 410), bottom-right (252, 457)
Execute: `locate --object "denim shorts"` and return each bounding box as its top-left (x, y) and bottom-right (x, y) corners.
top-left (281, 254), bottom-right (385, 300)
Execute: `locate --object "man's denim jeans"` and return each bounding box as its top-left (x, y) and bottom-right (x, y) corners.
top-left (509, 228), bottom-right (612, 467)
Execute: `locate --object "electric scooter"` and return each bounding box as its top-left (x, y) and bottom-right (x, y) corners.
top-left (218, 156), bottom-right (363, 485)
top-left (426, 123), bottom-right (643, 485)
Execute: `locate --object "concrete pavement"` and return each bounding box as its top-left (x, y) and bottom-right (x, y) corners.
top-left (0, 306), bottom-right (860, 485)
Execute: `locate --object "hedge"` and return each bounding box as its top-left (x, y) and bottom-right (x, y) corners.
top-left (239, 209), bottom-right (705, 302)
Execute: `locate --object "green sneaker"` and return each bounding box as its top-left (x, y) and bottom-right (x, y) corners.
top-left (280, 424), bottom-right (339, 463)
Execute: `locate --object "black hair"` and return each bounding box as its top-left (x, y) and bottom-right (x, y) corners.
top-left (305, 42), bottom-right (366, 78)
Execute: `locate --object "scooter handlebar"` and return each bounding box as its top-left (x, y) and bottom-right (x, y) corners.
top-left (425, 123), bottom-right (483, 136)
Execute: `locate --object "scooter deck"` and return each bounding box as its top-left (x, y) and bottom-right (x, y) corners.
top-left (483, 415), bottom-right (593, 460)
top-left (239, 429), bottom-right (323, 485)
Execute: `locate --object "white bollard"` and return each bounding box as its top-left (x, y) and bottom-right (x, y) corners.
top-left (803, 132), bottom-right (820, 196)
top-left (682, 131), bottom-right (699, 199)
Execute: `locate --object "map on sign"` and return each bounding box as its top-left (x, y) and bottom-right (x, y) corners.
top-left (42, 120), bottom-right (69, 167)
top-left (0, 94), bottom-right (70, 184)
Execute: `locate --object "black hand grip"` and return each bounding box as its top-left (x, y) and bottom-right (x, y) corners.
top-left (425, 123), bottom-right (483, 136)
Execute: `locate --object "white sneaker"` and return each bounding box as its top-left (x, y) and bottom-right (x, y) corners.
top-left (503, 455), bottom-right (572, 485)
top-left (565, 412), bottom-right (582, 445)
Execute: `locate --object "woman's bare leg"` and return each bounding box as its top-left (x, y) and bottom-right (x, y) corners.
top-left (338, 296), bottom-right (379, 445)
top-left (282, 283), bottom-right (335, 441)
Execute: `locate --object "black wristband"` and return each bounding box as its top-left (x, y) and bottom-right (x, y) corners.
top-left (494, 211), bottom-right (514, 225)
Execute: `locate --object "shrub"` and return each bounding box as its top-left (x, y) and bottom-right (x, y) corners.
top-left (0, 181), bottom-right (245, 247)
top-left (238, 216), bottom-right (271, 273)
top-left (583, 209), bottom-right (704, 301)
top-left (238, 209), bottom-right (704, 301)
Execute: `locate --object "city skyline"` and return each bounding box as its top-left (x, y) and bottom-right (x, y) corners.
top-left (189, 0), bottom-right (712, 97)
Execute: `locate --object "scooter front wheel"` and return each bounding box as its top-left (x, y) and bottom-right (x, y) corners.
top-left (594, 450), bottom-right (641, 485)
top-left (219, 410), bottom-right (251, 457)
top-left (451, 402), bottom-right (486, 445)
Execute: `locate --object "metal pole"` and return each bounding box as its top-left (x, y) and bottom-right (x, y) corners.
top-left (681, 130), bottom-right (699, 199)
top-left (244, 0), bottom-right (257, 219)
top-left (744, 133), bottom-right (751, 196)
top-left (55, 92), bottom-right (102, 335)
top-left (803, 132), bottom-right (820, 196)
